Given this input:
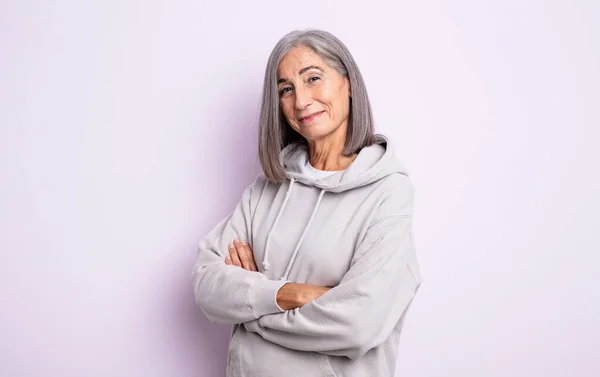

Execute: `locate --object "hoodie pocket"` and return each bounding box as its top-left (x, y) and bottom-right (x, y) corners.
top-left (228, 326), bottom-right (336, 377)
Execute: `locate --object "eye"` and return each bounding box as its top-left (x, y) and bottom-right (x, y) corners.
top-left (279, 86), bottom-right (292, 96)
top-left (308, 76), bottom-right (321, 83)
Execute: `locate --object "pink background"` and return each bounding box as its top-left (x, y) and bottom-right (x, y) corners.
top-left (1, 1), bottom-right (599, 376)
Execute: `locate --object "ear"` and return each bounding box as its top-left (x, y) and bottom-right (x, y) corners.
top-left (345, 76), bottom-right (352, 98)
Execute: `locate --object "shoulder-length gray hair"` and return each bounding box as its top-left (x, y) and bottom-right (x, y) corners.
top-left (258, 29), bottom-right (375, 183)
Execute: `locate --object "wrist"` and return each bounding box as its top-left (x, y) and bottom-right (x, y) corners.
top-left (276, 282), bottom-right (302, 310)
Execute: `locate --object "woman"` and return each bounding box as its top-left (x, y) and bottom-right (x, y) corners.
top-left (192, 29), bottom-right (421, 377)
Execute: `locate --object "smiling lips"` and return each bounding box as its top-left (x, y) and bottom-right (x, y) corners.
top-left (299, 111), bottom-right (324, 123)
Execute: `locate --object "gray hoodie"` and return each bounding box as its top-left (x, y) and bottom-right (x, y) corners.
top-left (192, 133), bottom-right (421, 377)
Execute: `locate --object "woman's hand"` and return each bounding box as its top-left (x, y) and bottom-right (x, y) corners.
top-left (225, 240), bottom-right (258, 271)
top-left (276, 282), bottom-right (331, 310)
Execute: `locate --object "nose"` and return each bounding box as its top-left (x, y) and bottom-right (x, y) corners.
top-left (294, 85), bottom-right (312, 110)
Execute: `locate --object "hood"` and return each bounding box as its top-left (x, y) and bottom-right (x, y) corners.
top-left (261, 133), bottom-right (409, 276)
top-left (280, 133), bottom-right (409, 193)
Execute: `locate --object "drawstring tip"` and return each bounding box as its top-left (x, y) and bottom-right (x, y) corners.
top-left (262, 261), bottom-right (270, 271)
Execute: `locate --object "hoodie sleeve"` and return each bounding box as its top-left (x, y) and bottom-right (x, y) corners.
top-left (246, 182), bottom-right (422, 359)
top-left (192, 176), bottom-right (288, 324)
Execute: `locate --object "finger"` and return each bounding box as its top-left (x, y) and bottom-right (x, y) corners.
top-left (225, 255), bottom-right (232, 265)
top-left (241, 243), bottom-right (256, 272)
top-left (235, 241), bottom-right (253, 271)
top-left (243, 242), bottom-right (258, 271)
top-left (229, 243), bottom-right (242, 267)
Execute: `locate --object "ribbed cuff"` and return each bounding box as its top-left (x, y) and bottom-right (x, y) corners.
top-left (249, 278), bottom-right (288, 318)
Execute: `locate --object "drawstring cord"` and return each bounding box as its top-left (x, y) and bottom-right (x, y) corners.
top-left (262, 177), bottom-right (296, 271)
top-left (261, 177), bottom-right (326, 281)
top-left (280, 188), bottom-right (326, 280)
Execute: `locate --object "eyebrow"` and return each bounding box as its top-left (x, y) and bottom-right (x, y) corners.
top-left (278, 65), bottom-right (324, 84)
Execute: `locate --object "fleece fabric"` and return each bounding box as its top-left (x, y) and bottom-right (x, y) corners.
top-left (192, 133), bottom-right (421, 377)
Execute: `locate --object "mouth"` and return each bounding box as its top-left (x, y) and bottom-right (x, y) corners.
top-left (299, 111), bottom-right (325, 123)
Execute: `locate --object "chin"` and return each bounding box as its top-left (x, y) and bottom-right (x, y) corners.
top-left (301, 126), bottom-right (337, 141)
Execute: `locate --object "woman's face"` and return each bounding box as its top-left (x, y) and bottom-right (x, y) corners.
top-left (277, 45), bottom-right (351, 142)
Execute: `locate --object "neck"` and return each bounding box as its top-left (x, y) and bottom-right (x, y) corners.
top-left (306, 125), bottom-right (358, 171)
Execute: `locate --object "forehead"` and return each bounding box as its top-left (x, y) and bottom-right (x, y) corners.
top-left (277, 46), bottom-right (327, 78)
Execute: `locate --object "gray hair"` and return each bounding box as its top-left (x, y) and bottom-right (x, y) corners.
top-left (258, 29), bottom-right (375, 183)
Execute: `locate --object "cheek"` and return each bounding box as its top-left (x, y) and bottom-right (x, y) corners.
top-left (341, 96), bottom-right (351, 113)
top-left (279, 100), bottom-right (297, 125)
top-left (279, 100), bottom-right (292, 117)
top-left (321, 84), bottom-right (347, 111)
top-left (328, 93), bottom-right (350, 118)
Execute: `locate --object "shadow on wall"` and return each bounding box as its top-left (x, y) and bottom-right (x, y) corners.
top-left (157, 87), bottom-right (262, 376)
top-left (172, 247), bottom-right (232, 377)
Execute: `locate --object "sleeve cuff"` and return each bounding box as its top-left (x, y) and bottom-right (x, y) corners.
top-left (249, 278), bottom-right (288, 318)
